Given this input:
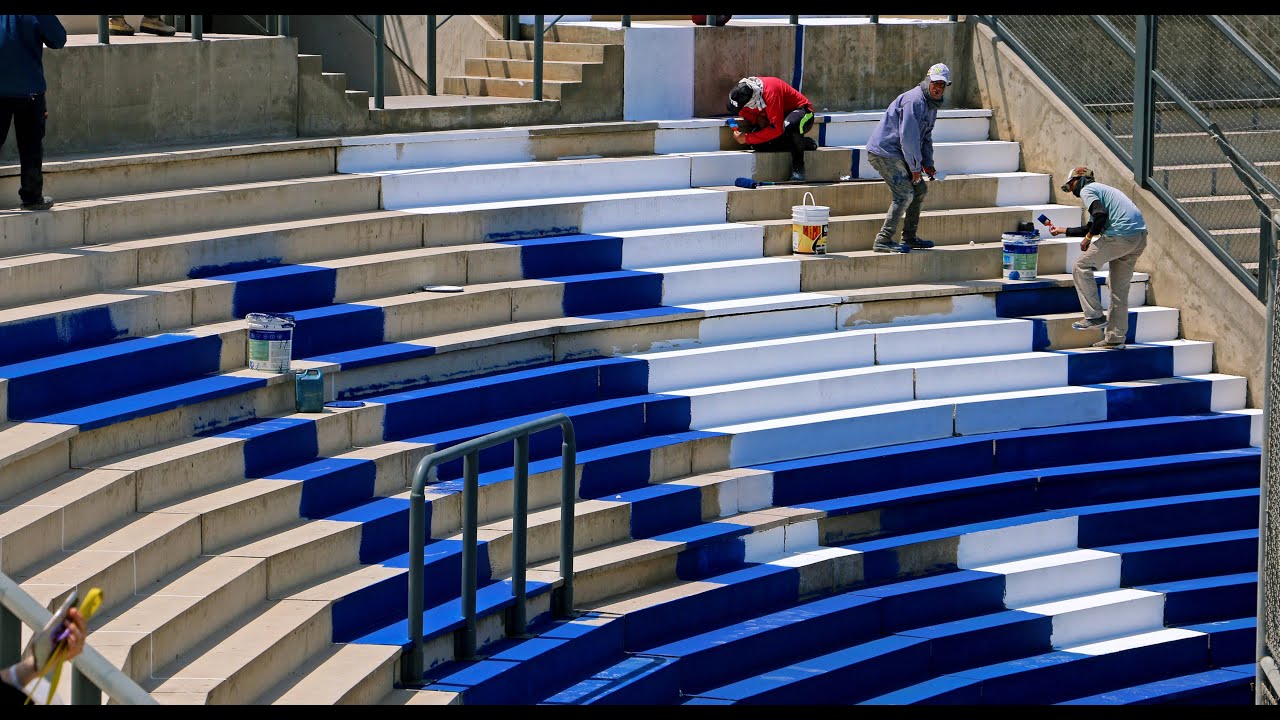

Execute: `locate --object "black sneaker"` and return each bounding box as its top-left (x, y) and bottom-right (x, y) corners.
top-left (803, 137), bottom-right (818, 151)
top-left (790, 170), bottom-right (805, 182)
top-left (873, 239), bottom-right (911, 253)
top-left (20, 195), bottom-right (53, 211)
top-left (903, 237), bottom-right (934, 250)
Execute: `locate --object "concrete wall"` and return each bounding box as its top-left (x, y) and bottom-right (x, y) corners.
top-left (963, 19), bottom-right (1266, 407)
top-left (1, 35), bottom-right (298, 160)
top-left (686, 22), bottom-right (971, 117)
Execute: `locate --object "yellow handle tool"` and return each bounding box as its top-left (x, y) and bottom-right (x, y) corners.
top-left (26, 587), bottom-right (103, 705)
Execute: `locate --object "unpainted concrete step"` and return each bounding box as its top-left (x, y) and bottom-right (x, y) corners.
top-left (442, 75), bottom-right (575, 100)
top-left (484, 39), bottom-right (608, 63)
top-left (466, 57), bottom-right (593, 82)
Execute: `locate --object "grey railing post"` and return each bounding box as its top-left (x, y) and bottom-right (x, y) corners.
top-left (460, 451), bottom-right (480, 658)
top-left (97, 15), bottom-right (109, 44)
top-left (948, 14), bottom-right (958, 21)
top-left (280, 14), bottom-right (290, 37)
top-left (510, 435), bottom-right (530, 633)
top-left (621, 15), bottom-right (631, 27)
top-left (1259, 209), bottom-right (1280, 702)
top-left (266, 14), bottom-right (277, 35)
top-left (374, 15), bottom-right (385, 109)
top-left (1, 603), bottom-right (18, 667)
top-left (1131, 15), bottom-right (1156, 188)
top-left (533, 14), bottom-right (545, 101)
top-left (870, 15), bottom-right (880, 24)
top-left (789, 15), bottom-right (799, 24)
top-left (71, 666), bottom-right (100, 705)
top-left (559, 422), bottom-right (577, 616)
top-left (404, 461), bottom-right (432, 684)
top-left (427, 14), bottom-right (437, 96)
top-left (192, 14), bottom-right (202, 41)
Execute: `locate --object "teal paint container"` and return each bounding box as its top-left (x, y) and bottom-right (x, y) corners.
top-left (295, 368), bottom-right (325, 413)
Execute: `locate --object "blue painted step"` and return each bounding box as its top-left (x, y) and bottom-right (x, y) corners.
top-left (1056, 664), bottom-right (1255, 705)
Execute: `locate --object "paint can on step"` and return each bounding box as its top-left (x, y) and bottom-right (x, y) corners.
top-left (246, 312), bottom-right (295, 373)
top-left (1001, 231), bottom-right (1041, 280)
top-left (792, 192), bottom-right (830, 255)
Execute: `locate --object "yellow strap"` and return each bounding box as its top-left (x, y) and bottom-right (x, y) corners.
top-left (23, 587), bottom-right (102, 705)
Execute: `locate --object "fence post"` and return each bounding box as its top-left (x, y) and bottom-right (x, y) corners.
top-left (97, 15), bottom-right (109, 44)
top-left (870, 15), bottom-right (879, 24)
top-left (789, 15), bottom-right (799, 24)
top-left (1258, 209), bottom-right (1280, 702)
top-left (1, 604), bottom-right (18, 667)
top-left (621, 15), bottom-right (631, 27)
top-left (558, 423), bottom-right (577, 616)
top-left (533, 14), bottom-right (544, 101)
top-left (1131, 15), bottom-right (1157, 187)
top-left (280, 14), bottom-right (290, 37)
top-left (192, 14), bottom-right (202, 41)
top-left (374, 14), bottom-right (385, 110)
top-left (71, 666), bottom-right (100, 705)
top-left (427, 14), bottom-right (437, 96)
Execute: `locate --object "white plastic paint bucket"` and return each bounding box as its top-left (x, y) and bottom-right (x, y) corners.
top-left (246, 312), bottom-right (295, 372)
top-left (1001, 231), bottom-right (1041, 280)
top-left (792, 192), bottom-right (830, 255)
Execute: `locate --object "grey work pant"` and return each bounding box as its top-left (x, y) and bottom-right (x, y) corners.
top-left (1073, 231), bottom-right (1148, 344)
top-left (867, 152), bottom-right (928, 243)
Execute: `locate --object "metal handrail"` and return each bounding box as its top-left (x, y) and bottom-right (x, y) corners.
top-left (401, 413), bottom-right (577, 684)
top-left (1, 573), bottom-right (156, 705)
top-left (977, 14), bottom-right (1267, 298)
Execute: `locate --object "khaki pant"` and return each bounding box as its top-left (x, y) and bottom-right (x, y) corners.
top-left (1073, 231), bottom-right (1147, 343)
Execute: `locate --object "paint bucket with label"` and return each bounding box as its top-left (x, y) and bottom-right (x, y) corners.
top-left (246, 312), bottom-right (295, 373)
top-left (792, 192), bottom-right (830, 255)
top-left (295, 368), bottom-right (325, 413)
top-left (1001, 231), bottom-right (1041, 280)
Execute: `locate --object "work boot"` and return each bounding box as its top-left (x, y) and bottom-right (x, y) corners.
top-left (108, 15), bottom-right (135, 35)
top-left (872, 239), bottom-right (911, 254)
top-left (902, 237), bottom-right (935, 250)
top-left (20, 195), bottom-right (54, 211)
top-left (1092, 338), bottom-right (1125, 350)
top-left (140, 15), bottom-right (176, 36)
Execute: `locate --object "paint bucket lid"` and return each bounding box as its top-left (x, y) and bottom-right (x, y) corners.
top-left (325, 400), bottom-right (365, 408)
top-left (422, 285), bottom-right (464, 293)
top-left (246, 312), bottom-right (296, 328)
top-left (1000, 231), bottom-right (1039, 245)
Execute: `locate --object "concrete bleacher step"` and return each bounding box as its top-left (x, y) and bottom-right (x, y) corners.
top-left (257, 643), bottom-right (400, 705)
top-left (484, 39), bottom-right (607, 63)
top-left (442, 75), bottom-right (575, 100)
top-left (464, 57), bottom-right (593, 82)
top-left (1116, 128), bottom-right (1280, 165)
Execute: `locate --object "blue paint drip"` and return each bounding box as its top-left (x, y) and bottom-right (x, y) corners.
top-left (2, 333), bottom-right (222, 421)
top-left (289, 304), bottom-right (385, 358)
top-left (502, 234), bottom-right (624, 279)
top-left (551, 270), bottom-right (665, 316)
top-left (188, 256), bottom-right (285, 280)
top-left (0, 306), bottom-right (121, 365)
top-left (484, 226), bottom-right (581, 242)
top-left (212, 264), bottom-right (337, 318)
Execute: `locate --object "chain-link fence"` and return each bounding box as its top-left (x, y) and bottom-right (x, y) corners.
top-left (989, 15), bottom-right (1280, 283)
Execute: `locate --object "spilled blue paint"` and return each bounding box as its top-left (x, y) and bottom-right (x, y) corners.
top-left (485, 225), bottom-right (580, 242)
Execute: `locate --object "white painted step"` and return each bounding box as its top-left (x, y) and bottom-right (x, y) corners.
top-left (608, 223), bottom-right (764, 267)
top-left (957, 517), bottom-right (1081, 569)
top-left (1063, 626), bottom-right (1206, 656)
top-left (852, 140), bottom-right (1021, 178)
top-left (378, 155), bottom-right (694, 207)
top-left (974, 548), bottom-right (1123, 608)
top-left (648, 257), bottom-right (799, 305)
top-left (1018, 587), bottom-right (1167, 649)
top-left (395, 188), bottom-right (728, 231)
top-left (1221, 408), bottom-right (1262, 447)
top-left (818, 109), bottom-right (992, 146)
top-left (337, 127), bottom-right (538, 173)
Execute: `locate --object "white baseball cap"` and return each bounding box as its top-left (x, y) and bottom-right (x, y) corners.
top-left (927, 63), bottom-right (952, 86)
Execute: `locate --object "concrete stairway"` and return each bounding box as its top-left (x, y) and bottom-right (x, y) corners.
top-left (444, 38), bottom-right (621, 106)
top-left (0, 106), bottom-right (1257, 706)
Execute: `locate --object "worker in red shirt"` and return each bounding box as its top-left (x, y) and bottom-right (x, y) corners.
top-left (727, 75), bottom-right (818, 181)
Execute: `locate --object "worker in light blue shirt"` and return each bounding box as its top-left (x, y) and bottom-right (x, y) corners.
top-left (1045, 166), bottom-right (1148, 349)
top-left (0, 14), bottom-right (66, 211)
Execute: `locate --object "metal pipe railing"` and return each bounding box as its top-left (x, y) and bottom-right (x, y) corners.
top-left (280, 14), bottom-right (290, 37)
top-left (427, 14), bottom-right (437, 96)
top-left (533, 14), bottom-right (545, 101)
top-left (1260, 210), bottom-right (1280, 702)
top-left (192, 14), bottom-right (202, 40)
top-left (374, 14), bottom-right (385, 109)
top-left (1, 573), bottom-right (156, 705)
top-left (621, 15), bottom-right (631, 27)
top-left (97, 15), bottom-right (108, 44)
top-left (402, 413), bottom-right (577, 684)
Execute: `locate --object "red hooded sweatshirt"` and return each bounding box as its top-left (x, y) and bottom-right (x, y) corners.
top-left (738, 76), bottom-right (812, 145)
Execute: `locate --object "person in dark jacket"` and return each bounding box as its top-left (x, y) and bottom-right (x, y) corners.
top-left (0, 14), bottom-right (66, 211)
top-left (727, 75), bottom-right (818, 181)
top-left (864, 62), bottom-right (951, 254)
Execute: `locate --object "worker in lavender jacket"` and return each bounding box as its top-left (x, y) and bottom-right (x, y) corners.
top-left (864, 63), bottom-right (952, 254)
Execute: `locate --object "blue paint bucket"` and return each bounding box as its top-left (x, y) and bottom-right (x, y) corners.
top-left (246, 312), bottom-right (295, 373)
top-left (1002, 231), bottom-right (1041, 281)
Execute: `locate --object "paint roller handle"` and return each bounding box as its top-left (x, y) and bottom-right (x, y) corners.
top-left (734, 177), bottom-right (761, 189)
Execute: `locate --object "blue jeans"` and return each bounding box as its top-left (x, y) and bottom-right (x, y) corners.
top-left (867, 152), bottom-right (928, 243)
